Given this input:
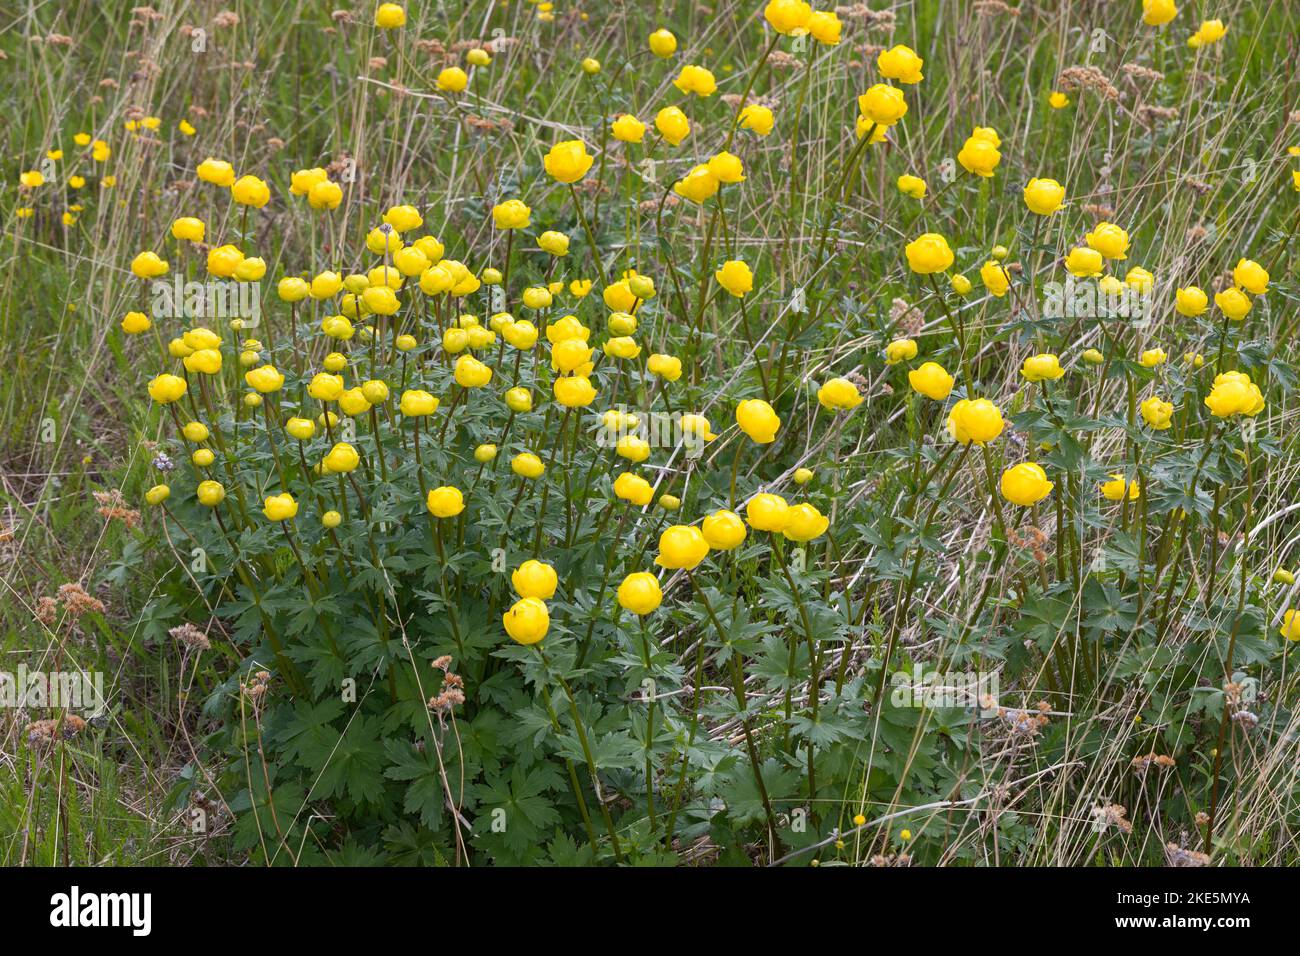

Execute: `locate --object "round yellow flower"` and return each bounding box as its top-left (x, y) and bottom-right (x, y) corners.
top-left (263, 493), bottom-right (299, 522)
top-left (908, 362), bottom-right (954, 400)
top-left (817, 377), bottom-right (864, 410)
top-left (618, 572), bottom-right (663, 615)
top-left (1021, 353), bottom-right (1064, 382)
top-left (947, 398), bottom-right (1004, 445)
top-left (1140, 396), bottom-right (1174, 430)
top-left (1000, 463), bottom-right (1053, 506)
top-left (544, 139), bottom-right (595, 184)
top-left (1100, 474), bottom-right (1140, 501)
top-left (655, 525), bottom-right (709, 570)
top-left (512, 560), bottom-right (558, 600)
top-left (715, 259), bottom-right (753, 297)
top-left (736, 399), bottom-right (781, 443)
top-left (746, 493), bottom-right (789, 532)
top-left (702, 510), bottom-right (747, 550)
top-left (783, 503), bottom-right (829, 542)
top-left (1023, 177), bottom-right (1065, 215)
top-left (904, 233), bottom-right (954, 274)
top-left (503, 597), bottom-right (549, 645)
top-left (876, 44), bottom-right (924, 84)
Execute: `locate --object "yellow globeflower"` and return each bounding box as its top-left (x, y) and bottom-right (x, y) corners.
top-left (426, 486), bottom-right (466, 518)
top-left (1021, 353), bottom-right (1064, 382)
top-left (512, 560), bottom-right (558, 600)
top-left (702, 510), bottom-right (747, 550)
top-left (908, 362), bottom-right (954, 401)
top-left (503, 598), bottom-right (549, 645)
top-left (618, 573), bottom-right (663, 615)
top-left (1100, 474), bottom-right (1140, 501)
top-left (1000, 463), bottom-right (1053, 506)
top-left (263, 493), bottom-right (299, 522)
top-left (655, 525), bottom-right (709, 570)
top-left (947, 399), bottom-right (1004, 446)
top-left (736, 399), bottom-right (781, 443)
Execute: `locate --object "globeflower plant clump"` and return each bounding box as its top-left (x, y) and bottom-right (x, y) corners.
top-left (7, 0), bottom-right (1300, 874)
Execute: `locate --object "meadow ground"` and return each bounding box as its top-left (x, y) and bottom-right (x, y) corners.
top-left (1, 0), bottom-right (1299, 867)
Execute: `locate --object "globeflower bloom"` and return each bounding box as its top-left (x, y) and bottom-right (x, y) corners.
top-left (611, 114), bottom-right (646, 143)
top-left (1085, 221), bottom-right (1130, 260)
top-left (655, 525), bottom-right (709, 570)
top-left (426, 486), bottom-right (466, 518)
top-left (707, 151), bottom-right (745, 184)
top-left (512, 453), bottom-right (545, 478)
top-left (808, 11), bottom-right (841, 44)
top-left (1000, 463), bottom-right (1053, 506)
top-left (908, 362), bottom-right (954, 400)
top-left (1023, 178), bottom-right (1065, 215)
top-left (324, 442), bottom-right (360, 474)
top-left (738, 104), bottom-right (774, 136)
top-left (375, 3), bottom-right (406, 28)
top-left (130, 251), bottom-right (169, 279)
top-left (618, 573), bottom-right (663, 615)
top-left (648, 28), bottom-right (677, 58)
top-left (197, 158), bottom-right (236, 187)
top-left (957, 135), bottom-right (1001, 177)
top-left (1214, 287), bottom-right (1252, 321)
top-left (454, 355), bottom-right (493, 388)
top-left (947, 398), bottom-right (1004, 445)
top-left (980, 260), bottom-right (1010, 297)
top-left (1175, 286), bottom-right (1208, 316)
top-left (715, 259), bottom-right (753, 297)
top-left (512, 560), bottom-right (558, 600)
top-left (673, 64), bottom-right (717, 97)
top-left (614, 472), bottom-right (655, 507)
top-left (746, 493), bottom-right (789, 532)
top-left (263, 493), bottom-right (298, 522)
top-left (858, 84), bottom-right (908, 127)
top-left (674, 164), bottom-right (720, 203)
top-left (492, 199), bottom-right (531, 230)
top-left (654, 107), bottom-right (690, 146)
top-left (764, 0), bottom-right (812, 35)
top-left (245, 365), bottom-right (285, 393)
top-left (171, 217), bottom-right (205, 242)
top-left (1233, 258), bottom-right (1269, 296)
top-left (148, 373), bottom-right (187, 404)
top-left (1204, 371), bottom-right (1264, 418)
top-left (544, 140), bottom-right (595, 183)
top-left (877, 44), bottom-right (924, 84)
top-left (231, 175), bottom-right (270, 207)
top-left (897, 174), bottom-right (926, 199)
top-left (503, 598), bottom-right (549, 645)
top-left (702, 510), bottom-right (747, 550)
top-left (783, 504), bottom-right (829, 542)
top-left (1140, 396), bottom-right (1174, 430)
top-left (1142, 0), bottom-right (1177, 26)
top-left (817, 377), bottom-right (864, 410)
top-left (904, 233), bottom-right (954, 274)
top-left (1100, 474), bottom-right (1140, 501)
top-left (1021, 353), bottom-right (1065, 382)
top-left (736, 399), bottom-right (780, 443)
top-left (437, 67), bottom-right (468, 92)
top-left (1064, 247), bottom-right (1103, 278)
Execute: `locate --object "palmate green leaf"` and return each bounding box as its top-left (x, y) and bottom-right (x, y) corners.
top-left (719, 757), bottom-right (799, 827)
top-left (383, 738), bottom-right (447, 828)
top-left (382, 821), bottom-right (450, 867)
top-left (468, 762), bottom-right (564, 855)
top-left (286, 632), bottom-right (348, 697)
top-left (312, 713), bottom-right (388, 807)
top-left (1081, 577), bottom-right (1136, 636)
top-left (788, 710), bottom-right (854, 748)
top-left (274, 696), bottom-right (346, 767)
